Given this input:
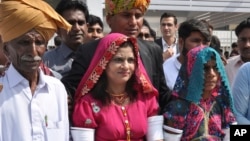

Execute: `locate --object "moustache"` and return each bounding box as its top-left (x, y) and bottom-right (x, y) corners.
top-left (21, 56), bottom-right (42, 61)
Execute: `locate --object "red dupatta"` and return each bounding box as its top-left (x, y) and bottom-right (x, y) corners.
top-left (74, 33), bottom-right (158, 102)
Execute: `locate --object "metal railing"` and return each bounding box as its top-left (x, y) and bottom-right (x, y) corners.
top-left (149, 0), bottom-right (250, 12)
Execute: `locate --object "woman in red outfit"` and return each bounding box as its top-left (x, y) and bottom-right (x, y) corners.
top-left (72, 33), bottom-right (163, 141)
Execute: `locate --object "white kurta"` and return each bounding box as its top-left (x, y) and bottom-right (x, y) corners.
top-left (0, 64), bottom-right (69, 141)
top-left (163, 53), bottom-right (181, 90)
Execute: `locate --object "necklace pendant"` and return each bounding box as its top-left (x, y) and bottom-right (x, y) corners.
top-left (111, 94), bottom-right (128, 105)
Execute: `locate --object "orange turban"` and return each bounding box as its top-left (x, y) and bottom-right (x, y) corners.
top-left (0, 0), bottom-right (71, 42)
top-left (105, 0), bottom-right (150, 15)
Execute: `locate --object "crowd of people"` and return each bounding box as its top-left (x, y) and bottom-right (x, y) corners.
top-left (0, 0), bottom-right (249, 141)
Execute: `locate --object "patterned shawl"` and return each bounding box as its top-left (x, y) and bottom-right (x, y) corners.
top-left (172, 46), bottom-right (235, 113)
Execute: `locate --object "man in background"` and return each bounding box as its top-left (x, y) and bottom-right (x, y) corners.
top-left (43, 0), bottom-right (89, 77)
top-left (229, 42), bottom-right (239, 57)
top-left (226, 17), bottom-right (250, 86)
top-left (155, 12), bottom-right (179, 61)
top-left (138, 18), bottom-right (156, 41)
top-left (84, 14), bottom-right (104, 43)
top-left (163, 19), bottom-right (211, 90)
top-left (62, 0), bottom-right (171, 115)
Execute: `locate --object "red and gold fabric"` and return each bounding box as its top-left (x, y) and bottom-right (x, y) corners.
top-left (74, 33), bottom-right (157, 102)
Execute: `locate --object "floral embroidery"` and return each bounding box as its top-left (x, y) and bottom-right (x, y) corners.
top-left (74, 33), bottom-right (155, 105)
top-left (85, 119), bottom-right (92, 125)
top-left (77, 37), bottom-right (140, 99)
top-left (91, 102), bottom-right (100, 113)
top-left (139, 74), bottom-right (152, 93)
top-left (209, 115), bottom-right (222, 135)
top-left (224, 107), bottom-right (236, 125)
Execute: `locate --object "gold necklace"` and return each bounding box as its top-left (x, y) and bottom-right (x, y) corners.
top-left (110, 93), bottom-right (129, 105)
top-left (106, 90), bottom-right (129, 105)
top-left (106, 90), bottom-right (131, 140)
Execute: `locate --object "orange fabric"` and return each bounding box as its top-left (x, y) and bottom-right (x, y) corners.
top-left (105, 0), bottom-right (150, 15)
top-left (0, 0), bottom-right (71, 42)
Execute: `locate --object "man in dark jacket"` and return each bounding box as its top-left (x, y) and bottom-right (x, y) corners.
top-left (61, 0), bottom-right (171, 114)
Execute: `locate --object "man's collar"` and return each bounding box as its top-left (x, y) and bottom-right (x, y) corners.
top-left (58, 43), bottom-right (75, 58)
top-left (162, 37), bottom-right (177, 47)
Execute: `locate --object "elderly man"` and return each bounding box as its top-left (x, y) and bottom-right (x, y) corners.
top-left (0, 0), bottom-right (71, 141)
top-left (62, 0), bottom-right (171, 115)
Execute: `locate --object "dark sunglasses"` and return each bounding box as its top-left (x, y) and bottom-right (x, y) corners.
top-left (138, 33), bottom-right (151, 38)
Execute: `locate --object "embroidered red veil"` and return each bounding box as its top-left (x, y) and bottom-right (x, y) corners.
top-left (74, 33), bottom-right (158, 102)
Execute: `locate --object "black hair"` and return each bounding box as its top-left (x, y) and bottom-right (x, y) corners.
top-left (229, 42), bottom-right (239, 57)
top-left (179, 19), bottom-right (211, 43)
top-left (160, 12), bottom-right (177, 25)
top-left (231, 42), bottom-right (238, 48)
top-left (224, 51), bottom-right (229, 59)
top-left (149, 28), bottom-right (156, 40)
top-left (91, 41), bottom-right (137, 105)
top-left (235, 17), bottom-right (250, 37)
top-left (54, 36), bottom-right (62, 46)
top-left (142, 18), bottom-right (156, 40)
top-left (179, 19), bottom-right (211, 56)
top-left (201, 19), bottom-right (214, 31)
top-left (56, 0), bottom-right (89, 22)
top-left (88, 14), bottom-right (104, 29)
top-left (210, 35), bottom-right (221, 54)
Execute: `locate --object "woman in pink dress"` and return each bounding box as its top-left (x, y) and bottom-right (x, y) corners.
top-left (71, 33), bottom-right (163, 141)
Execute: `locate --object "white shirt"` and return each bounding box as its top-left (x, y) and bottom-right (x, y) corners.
top-left (0, 64), bottom-right (69, 141)
top-left (162, 37), bottom-right (178, 55)
top-left (225, 55), bottom-right (244, 87)
top-left (163, 54), bottom-right (181, 90)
